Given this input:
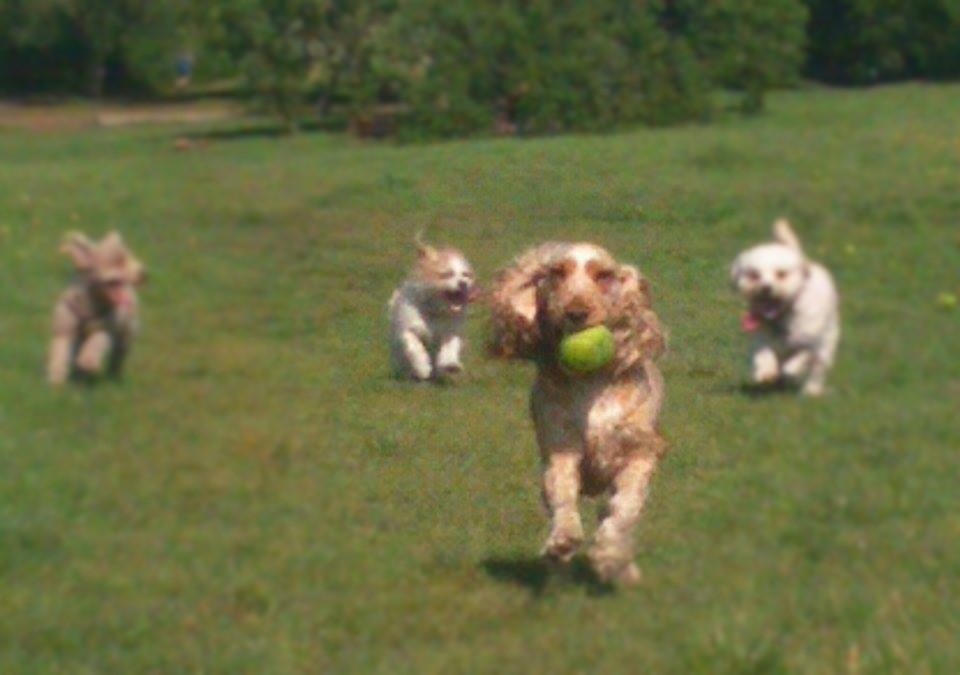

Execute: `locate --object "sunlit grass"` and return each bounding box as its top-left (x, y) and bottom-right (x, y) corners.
top-left (1, 84), bottom-right (959, 673)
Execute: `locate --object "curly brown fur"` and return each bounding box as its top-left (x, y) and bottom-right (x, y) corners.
top-left (488, 242), bottom-right (667, 586)
top-left (487, 242), bottom-right (563, 358)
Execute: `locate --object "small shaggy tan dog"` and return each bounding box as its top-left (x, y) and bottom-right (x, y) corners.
top-left (489, 242), bottom-right (667, 585)
top-left (388, 234), bottom-right (476, 381)
top-left (47, 232), bottom-right (146, 385)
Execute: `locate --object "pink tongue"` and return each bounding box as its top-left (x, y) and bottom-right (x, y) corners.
top-left (108, 287), bottom-right (132, 308)
top-left (741, 313), bottom-right (761, 332)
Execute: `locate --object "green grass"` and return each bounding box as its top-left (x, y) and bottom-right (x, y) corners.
top-left (1, 84), bottom-right (959, 674)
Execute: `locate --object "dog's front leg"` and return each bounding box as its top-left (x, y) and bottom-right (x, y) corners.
top-left (589, 455), bottom-right (656, 586)
top-left (75, 331), bottom-right (113, 376)
top-left (540, 451), bottom-right (583, 563)
top-left (751, 342), bottom-right (780, 384)
top-left (435, 334), bottom-right (463, 377)
top-left (801, 329), bottom-right (838, 397)
top-left (400, 330), bottom-right (433, 380)
top-left (47, 335), bottom-right (74, 385)
top-left (48, 303), bottom-right (78, 385)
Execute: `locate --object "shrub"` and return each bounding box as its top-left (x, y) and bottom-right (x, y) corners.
top-left (0, 0), bottom-right (183, 96)
top-left (804, 0), bottom-right (960, 84)
top-left (372, 0), bottom-right (721, 139)
top-left (673, 0), bottom-right (808, 113)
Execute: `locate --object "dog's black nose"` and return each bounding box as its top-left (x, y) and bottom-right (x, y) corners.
top-left (565, 310), bottom-right (589, 326)
top-left (458, 280), bottom-right (469, 293)
top-left (759, 283), bottom-right (773, 296)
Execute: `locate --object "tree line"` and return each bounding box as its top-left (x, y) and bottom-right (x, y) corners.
top-left (1, 0), bottom-right (958, 137)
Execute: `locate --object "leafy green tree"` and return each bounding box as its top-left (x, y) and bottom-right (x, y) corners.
top-left (0, 0), bottom-right (183, 95)
top-left (675, 0), bottom-right (808, 113)
top-left (200, 0), bottom-right (392, 133)
top-left (203, 0), bottom-right (321, 132)
top-left (310, 0), bottom-right (395, 116)
top-left (804, 0), bottom-right (960, 83)
top-left (372, 0), bottom-right (715, 139)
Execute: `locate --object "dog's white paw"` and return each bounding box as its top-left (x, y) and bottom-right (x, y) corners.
top-left (801, 381), bottom-right (826, 397)
top-left (753, 363), bottom-right (779, 384)
top-left (409, 364), bottom-right (433, 381)
top-left (589, 552), bottom-right (641, 587)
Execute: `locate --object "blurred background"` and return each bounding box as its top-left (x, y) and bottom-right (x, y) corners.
top-left (1, 0), bottom-right (959, 137)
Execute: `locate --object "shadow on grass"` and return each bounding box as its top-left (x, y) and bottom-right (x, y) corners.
top-left (482, 555), bottom-right (615, 597)
top-left (711, 380), bottom-right (800, 399)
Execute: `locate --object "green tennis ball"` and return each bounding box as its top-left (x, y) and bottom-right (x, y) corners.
top-left (558, 325), bottom-right (616, 374)
top-left (937, 292), bottom-right (957, 309)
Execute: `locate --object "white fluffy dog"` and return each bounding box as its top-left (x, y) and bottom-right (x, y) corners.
top-left (388, 235), bottom-right (476, 381)
top-left (730, 219), bottom-right (840, 396)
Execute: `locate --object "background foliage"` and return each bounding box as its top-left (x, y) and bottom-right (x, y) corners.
top-left (0, 0), bottom-right (958, 133)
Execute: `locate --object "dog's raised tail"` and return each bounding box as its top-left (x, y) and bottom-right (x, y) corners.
top-left (773, 218), bottom-right (803, 252)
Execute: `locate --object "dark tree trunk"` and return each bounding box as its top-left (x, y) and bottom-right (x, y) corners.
top-left (87, 56), bottom-right (105, 98)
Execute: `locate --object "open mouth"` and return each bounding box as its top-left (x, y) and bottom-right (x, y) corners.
top-left (749, 296), bottom-right (784, 322)
top-left (102, 281), bottom-right (133, 308)
top-left (443, 288), bottom-right (472, 310)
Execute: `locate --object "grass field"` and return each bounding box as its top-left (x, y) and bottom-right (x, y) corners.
top-left (1, 84), bottom-right (958, 674)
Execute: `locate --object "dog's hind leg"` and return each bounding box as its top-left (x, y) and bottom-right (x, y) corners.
top-left (540, 451), bottom-right (584, 563)
top-left (108, 336), bottom-right (130, 379)
top-left (589, 455), bottom-right (656, 586)
top-left (75, 331), bottom-right (112, 377)
top-left (435, 335), bottom-right (463, 376)
top-left (802, 325), bottom-right (839, 397)
top-left (781, 350), bottom-right (812, 380)
top-left (802, 357), bottom-right (830, 397)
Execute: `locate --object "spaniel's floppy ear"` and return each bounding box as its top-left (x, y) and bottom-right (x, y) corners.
top-left (612, 263), bottom-right (665, 372)
top-left (487, 246), bottom-right (556, 359)
top-left (60, 232), bottom-right (95, 270)
top-left (617, 263), bottom-right (653, 309)
top-left (414, 230), bottom-right (439, 262)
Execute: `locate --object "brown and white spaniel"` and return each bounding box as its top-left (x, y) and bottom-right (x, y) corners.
top-left (489, 242), bottom-right (666, 585)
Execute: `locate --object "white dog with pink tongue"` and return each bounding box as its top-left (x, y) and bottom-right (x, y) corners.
top-left (730, 219), bottom-right (840, 396)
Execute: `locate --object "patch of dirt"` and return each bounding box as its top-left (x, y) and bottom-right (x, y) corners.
top-left (0, 101), bottom-right (244, 133)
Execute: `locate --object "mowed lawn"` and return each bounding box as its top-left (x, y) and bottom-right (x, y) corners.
top-left (1, 84), bottom-right (958, 674)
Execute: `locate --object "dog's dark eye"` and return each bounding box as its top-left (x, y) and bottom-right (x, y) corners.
top-left (745, 270), bottom-right (760, 282)
top-left (463, 271), bottom-right (475, 280)
top-left (594, 269), bottom-right (616, 284)
top-left (440, 271), bottom-right (455, 280)
top-left (775, 269), bottom-right (789, 280)
top-left (549, 265), bottom-right (567, 279)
